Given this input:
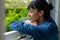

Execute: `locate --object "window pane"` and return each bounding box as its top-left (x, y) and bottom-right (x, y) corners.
top-left (5, 0), bottom-right (32, 31)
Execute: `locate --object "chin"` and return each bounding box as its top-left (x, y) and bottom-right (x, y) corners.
top-left (30, 19), bottom-right (35, 22)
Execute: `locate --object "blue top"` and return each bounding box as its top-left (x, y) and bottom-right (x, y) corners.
top-left (10, 18), bottom-right (59, 40)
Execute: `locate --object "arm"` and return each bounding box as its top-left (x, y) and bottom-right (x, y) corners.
top-left (10, 20), bottom-right (45, 39)
top-left (10, 21), bottom-right (58, 40)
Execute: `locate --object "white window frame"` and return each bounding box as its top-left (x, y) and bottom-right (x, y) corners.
top-left (0, 0), bottom-right (5, 40)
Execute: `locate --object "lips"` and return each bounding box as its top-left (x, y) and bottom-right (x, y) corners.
top-left (30, 18), bottom-right (33, 19)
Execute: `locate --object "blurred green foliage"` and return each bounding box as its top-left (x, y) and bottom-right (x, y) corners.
top-left (5, 8), bottom-right (29, 31)
top-left (5, 0), bottom-right (32, 31)
top-left (5, 0), bottom-right (32, 9)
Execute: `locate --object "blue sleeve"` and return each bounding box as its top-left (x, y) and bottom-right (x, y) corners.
top-left (10, 20), bottom-right (33, 35)
top-left (10, 21), bottom-right (45, 39)
top-left (10, 21), bottom-right (23, 32)
top-left (10, 21), bottom-right (58, 40)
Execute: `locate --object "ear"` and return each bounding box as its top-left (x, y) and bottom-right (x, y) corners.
top-left (39, 10), bottom-right (44, 17)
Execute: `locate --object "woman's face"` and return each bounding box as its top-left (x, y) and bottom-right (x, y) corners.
top-left (28, 8), bottom-right (40, 22)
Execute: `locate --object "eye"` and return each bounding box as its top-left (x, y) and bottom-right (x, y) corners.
top-left (29, 10), bottom-right (33, 13)
top-left (30, 11), bottom-right (33, 13)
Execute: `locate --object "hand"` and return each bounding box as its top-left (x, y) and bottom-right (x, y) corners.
top-left (25, 20), bottom-right (37, 26)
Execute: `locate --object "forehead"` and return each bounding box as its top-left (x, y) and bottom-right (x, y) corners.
top-left (29, 7), bottom-right (38, 11)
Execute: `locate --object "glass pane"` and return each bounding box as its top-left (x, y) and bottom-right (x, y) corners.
top-left (5, 0), bottom-right (32, 32)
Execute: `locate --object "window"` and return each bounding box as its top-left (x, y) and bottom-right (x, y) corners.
top-left (0, 0), bottom-right (59, 40)
top-left (5, 0), bottom-right (32, 32)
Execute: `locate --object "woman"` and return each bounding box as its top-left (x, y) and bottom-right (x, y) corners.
top-left (10, 0), bottom-right (59, 40)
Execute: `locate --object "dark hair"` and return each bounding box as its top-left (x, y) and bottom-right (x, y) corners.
top-left (28, 0), bottom-right (53, 19)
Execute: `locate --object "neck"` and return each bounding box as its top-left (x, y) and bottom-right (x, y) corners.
top-left (36, 17), bottom-right (45, 25)
top-left (31, 17), bottom-right (45, 26)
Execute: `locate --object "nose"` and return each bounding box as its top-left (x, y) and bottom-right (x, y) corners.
top-left (28, 13), bottom-right (31, 17)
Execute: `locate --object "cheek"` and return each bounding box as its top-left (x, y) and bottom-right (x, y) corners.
top-left (35, 16), bottom-right (39, 20)
top-left (33, 13), bottom-right (39, 19)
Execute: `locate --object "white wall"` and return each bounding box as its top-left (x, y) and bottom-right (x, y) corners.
top-left (58, 0), bottom-right (60, 39)
top-left (0, 0), bottom-right (5, 40)
top-left (58, 0), bottom-right (60, 32)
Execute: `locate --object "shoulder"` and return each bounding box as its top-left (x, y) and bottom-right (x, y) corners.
top-left (39, 20), bottom-right (58, 31)
top-left (44, 21), bottom-right (57, 28)
top-left (44, 21), bottom-right (58, 31)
